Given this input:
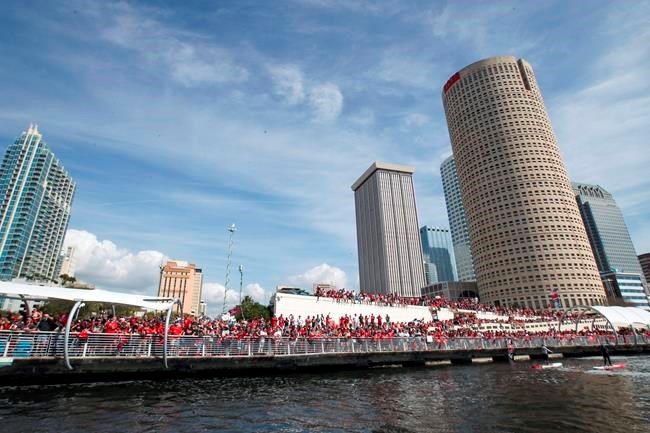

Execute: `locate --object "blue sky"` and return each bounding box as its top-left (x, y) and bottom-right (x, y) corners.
top-left (0, 1), bottom-right (648, 314)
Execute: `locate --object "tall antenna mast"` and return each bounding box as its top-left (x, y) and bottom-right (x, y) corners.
top-left (222, 223), bottom-right (237, 314)
top-left (239, 264), bottom-right (245, 320)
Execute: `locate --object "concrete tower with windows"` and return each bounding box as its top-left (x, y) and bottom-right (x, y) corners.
top-left (158, 260), bottom-right (204, 315)
top-left (352, 162), bottom-right (426, 297)
top-left (0, 124), bottom-right (76, 282)
top-left (442, 56), bottom-right (606, 309)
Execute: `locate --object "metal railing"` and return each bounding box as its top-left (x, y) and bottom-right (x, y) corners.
top-left (1, 330), bottom-right (647, 360)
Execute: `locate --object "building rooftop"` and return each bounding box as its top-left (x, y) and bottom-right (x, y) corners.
top-left (351, 161), bottom-right (415, 191)
top-left (572, 182), bottom-right (613, 200)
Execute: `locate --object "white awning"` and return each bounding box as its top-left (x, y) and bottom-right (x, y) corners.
top-left (0, 281), bottom-right (176, 311)
top-left (591, 306), bottom-right (650, 329)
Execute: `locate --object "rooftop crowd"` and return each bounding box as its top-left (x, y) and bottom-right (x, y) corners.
top-left (315, 287), bottom-right (567, 321)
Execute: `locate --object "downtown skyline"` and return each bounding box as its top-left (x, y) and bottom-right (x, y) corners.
top-left (0, 1), bottom-right (649, 314)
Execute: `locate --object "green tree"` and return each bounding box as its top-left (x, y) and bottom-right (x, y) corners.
top-left (236, 296), bottom-right (271, 321)
top-left (59, 274), bottom-right (78, 287)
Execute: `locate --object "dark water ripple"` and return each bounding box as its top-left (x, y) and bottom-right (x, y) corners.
top-left (0, 356), bottom-right (648, 433)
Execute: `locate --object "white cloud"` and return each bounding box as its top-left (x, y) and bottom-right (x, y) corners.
top-left (244, 283), bottom-right (268, 304)
top-left (309, 83), bottom-right (344, 122)
top-left (267, 64), bottom-right (344, 122)
top-left (550, 4), bottom-right (650, 252)
top-left (268, 64), bottom-right (305, 105)
top-left (63, 229), bottom-right (270, 314)
top-left (100, 3), bottom-right (248, 86)
top-left (201, 281), bottom-right (269, 316)
top-left (424, 2), bottom-right (543, 57)
top-left (376, 48), bottom-right (441, 89)
top-left (287, 263), bottom-right (348, 290)
top-left (348, 108), bottom-right (375, 126)
top-left (201, 282), bottom-right (237, 308)
top-left (63, 229), bottom-right (166, 293)
top-left (298, 0), bottom-right (403, 15)
top-left (402, 112), bottom-right (430, 128)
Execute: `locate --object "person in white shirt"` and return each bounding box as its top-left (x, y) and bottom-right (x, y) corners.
top-left (259, 329), bottom-right (268, 353)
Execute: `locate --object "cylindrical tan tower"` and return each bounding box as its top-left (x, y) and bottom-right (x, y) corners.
top-left (442, 56), bottom-right (606, 309)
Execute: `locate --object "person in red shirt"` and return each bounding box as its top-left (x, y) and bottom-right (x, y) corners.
top-left (104, 318), bottom-right (119, 334)
top-left (169, 322), bottom-right (183, 335)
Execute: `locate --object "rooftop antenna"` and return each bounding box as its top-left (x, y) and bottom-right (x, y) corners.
top-left (239, 264), bottom-right (245, 320)
top-left (222, 223), bottom-right (237, 315)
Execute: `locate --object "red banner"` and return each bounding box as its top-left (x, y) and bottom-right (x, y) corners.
top-left (443, 72), bottom-right (460, 94)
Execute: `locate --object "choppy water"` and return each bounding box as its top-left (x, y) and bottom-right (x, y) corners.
top-left (0, 356), bottom-right (648, 433)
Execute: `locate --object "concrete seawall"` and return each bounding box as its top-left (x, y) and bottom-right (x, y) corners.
top-left (1, 344), bottom-right (648, 386)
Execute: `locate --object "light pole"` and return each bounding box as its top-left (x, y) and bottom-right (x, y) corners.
top-left (239, 264), bottom-right (245, 320)
top-left (222, 223), bottom-right (237, 315)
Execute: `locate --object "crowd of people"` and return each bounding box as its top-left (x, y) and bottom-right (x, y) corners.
top-left (2, 303), bottom-right (646, 344)
top-left (314, 288), bottom-right (572, 323)
top-left (314, 287), bottom-right (425, 306)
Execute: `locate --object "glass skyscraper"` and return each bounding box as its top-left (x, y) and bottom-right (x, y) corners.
top-left (574, 183), bottom-right (649, 308)
top-left (573, 183), bottom-right (643, 276)
top-left (440, 156), bottom-right (475, 281)
top-left (601, 271), bottom-right (649, 310)
top-left (420, 225), bottom-right (458, 284)
top-left (0, 124), bottom-right (76, 281)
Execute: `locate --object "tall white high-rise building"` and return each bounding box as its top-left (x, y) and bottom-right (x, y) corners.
top-left (0, 124), bottom-right (76, 282)
top-left (59, 246), bottom-right (76, 277)
top-left (352, 162), bottom-right (426, 297)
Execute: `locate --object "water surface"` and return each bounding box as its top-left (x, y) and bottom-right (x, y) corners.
top-left (1, 356), bottom-right (648, 433)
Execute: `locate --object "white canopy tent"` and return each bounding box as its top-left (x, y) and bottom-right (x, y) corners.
top-left (591, 306), bottom-right (650, 330)
top-left (0, 281), bottom-right (179, 369)
top-left (0, 281), bottom-right (176, 311)
top-left (558, 305), bottom-right (650, 346)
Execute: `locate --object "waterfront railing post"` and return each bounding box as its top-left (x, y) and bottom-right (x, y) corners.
top-left (1, 329), bottom-right (648, 365)
top-left (2, 334), bottom-right (9, 357)
top-left (64, 300), bottom-right (85, 370)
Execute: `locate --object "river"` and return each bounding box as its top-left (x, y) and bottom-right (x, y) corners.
top-left (0, 355), bottom-right (648, 433)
